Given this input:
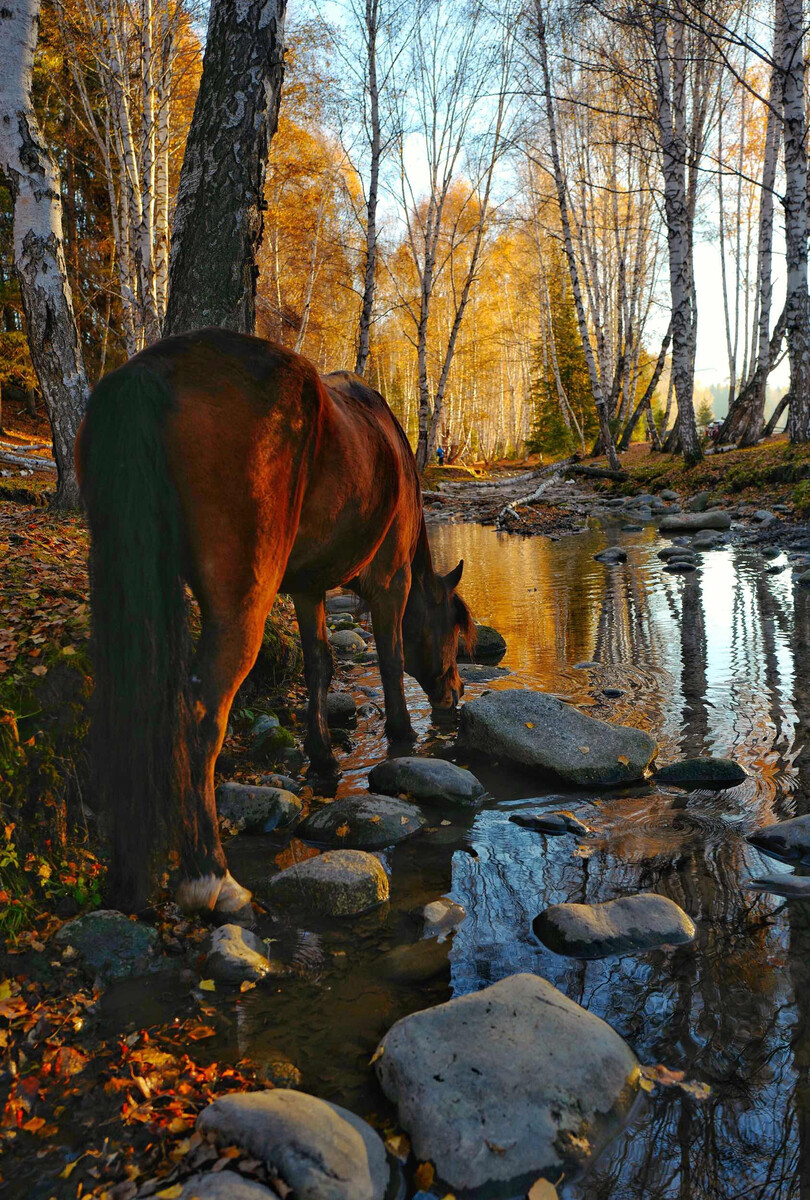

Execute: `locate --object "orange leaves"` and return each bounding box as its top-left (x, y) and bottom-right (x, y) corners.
top-left (639, 1063), bottom-right (712, 1101)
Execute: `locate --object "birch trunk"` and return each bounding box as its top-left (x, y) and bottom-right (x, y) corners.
top-left (354, 0), bottom-right (381, 376)
top-left (536, 3), bottom-right (620, 470)
top-left (653, 2), bottom-right (702, 463)
top-left (164, 0), bottom-right (287, 335)
top-left (780, 0), bottom-right (810, 442)
top-left (0, 0), bottom-right (88, 507)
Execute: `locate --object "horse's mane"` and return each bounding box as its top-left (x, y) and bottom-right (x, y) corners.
top-left (454, 592), bottom-right (477, 654)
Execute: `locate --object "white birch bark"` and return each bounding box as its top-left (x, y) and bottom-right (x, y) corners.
top-left (780, 0), bottom-right (810, 442)
top-left (0, 0), bottom-right (88, 506)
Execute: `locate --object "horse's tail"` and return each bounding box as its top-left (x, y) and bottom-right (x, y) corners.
top-left (80, 358), bottom-right (193, 912)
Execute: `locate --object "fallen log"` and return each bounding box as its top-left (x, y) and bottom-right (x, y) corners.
top-left (0, 450), bottom-right (56, 470)
top-left (563, 464), bottom-right (628, 482)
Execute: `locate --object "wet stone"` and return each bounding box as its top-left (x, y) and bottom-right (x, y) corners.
top-left (325, 593), bottom-right (360, 614)
top-left (203, 924), bottom-right (287, 984)
top-left (621, 523), bottom-right (643, 532)
top-left (594, 547), bottom-right (627, 564)
top-left (421, 897), bottom-right (466, 942)
top-left (747, 874), bottom-right (810, 899)
top-left (368, 755), bottom-right (487, 807)
top-left (265, 849), bottom-right (389, 916)
top-left (602, 687), bottom-right (624, 698)
top-left (329, 629), bottom-right (367, 654)
top-left (197, 1090), bottom-right (390, 1200)
top-left (660, 489), bottom-right (680, 501)
top-left (654, 757), bottom-right (747, 789)
top-left (458, 663), bottom-right (511, 683)
top-left (458, 688), bottom-right (656, 786)
top-left (458, 623), bottom-right (507, 663)
top-left (747, 814), bottom-right (810, 865)
top-left (374, 972), bottom-right (640, 1194)
top-left (510, 810), bottom-right (592, 837)
top-left (659, 511), bottom-right (732, 532)
top-left (259, 772), bottom-right (303, 794)
top-left (326, 691), bottom-right (357, 727)
top-left (53, 910), bottom-right (158, 983)
top-left (379, 937), bottom-right (450, 983)
top-left (664, 561), bottom-right (697, 574)
top-left (692, 529), bottom-right (726, 549)
top-left (216, 782), bottom-right (302, 833)
top-left (533, 893), bottom-right (696, 959)
top-left (298, 793), bottom-right (424, 849)
top-left (178, 1174), bottom-right (277, 1200)
top-left (685, 490), bottom-right (711, 512)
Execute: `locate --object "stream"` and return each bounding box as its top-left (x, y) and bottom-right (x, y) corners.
top-left (103, 517), bottom-right (810, 1199)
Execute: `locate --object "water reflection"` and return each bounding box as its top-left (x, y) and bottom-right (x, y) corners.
top-left (426, 521), bottom-right (810, 1199)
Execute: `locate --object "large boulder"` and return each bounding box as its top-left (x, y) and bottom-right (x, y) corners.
top-left (179, 1175), bottom-right (277, 1199)
top-left (532, 894), bottom-right (695, 959)
top-left (216, 782), bottom-right (302, 833)
top-left (747, 814), bottom-right (810, 866)
top-left (265, 849), bottom-right (389, 916)
top-left (368, 755), bottom-right (487, 807)
top-left (659, 511), bottom-right (732, 533)
top-left (329, 629), bottom-right (367, 654)
top-left (298, 794), bottom-right (425, 849)
top-left (203, 925), bottom-right (289, 984)
top-left (374, 973), bottom-right (640, 1195)
top-left (457, 689), bottom-right (656, 786)
top-left (654, 757), bottom-right (747, 790)
top-left (197, 1090), bottom-right (389, 1200)
top-left (54, 911), bottom-right (159, 983)
top-left (326, 692), bottom-right (357, 728)
top-left (458, 623), bottom-right (507, 664)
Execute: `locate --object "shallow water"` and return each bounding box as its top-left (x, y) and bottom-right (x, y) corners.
top-left (118, 520), bottom-right (810, 1197)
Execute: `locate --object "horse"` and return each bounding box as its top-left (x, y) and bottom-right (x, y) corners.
top-left (76, 328), bottom-right (474, 917)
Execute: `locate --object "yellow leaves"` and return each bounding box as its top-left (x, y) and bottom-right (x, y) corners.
top-left (369, 1043), bottom-right (384, 1065)
top-left (239, 980), bottom-right (256, 993)
top-left (639, 1064), bottom-right (711, 1101)
top-left (617, 754), bottom-right (629, 766)
top-left (528, 1181), bottom-right (559, 1200)
top-left (156, 1186), bottom-right (184, 1199)
top-left (198, 979), bottom-right (216, 992)
top-left (414, 1160), bottom-right (435, 1190)
top-left (385, 1132), bottom-right (411, 1161)
top-left (579, 745), bottom-right (590, 754)
top-left (525, 721), bottom-right (535, 728)
top-left (335, 822), bottom-right (350, 839)
top-left (31, 664), bottom-right (47, 677)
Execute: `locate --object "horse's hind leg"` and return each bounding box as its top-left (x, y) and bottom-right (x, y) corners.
top-left (368, 566), bottom-right (416, 743)
top-left (293, 594), bottom-right (339, 777)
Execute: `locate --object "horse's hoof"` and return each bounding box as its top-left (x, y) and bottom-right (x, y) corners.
top-left (176, 870), bottom-right (252, 916)
top-left (386, 723), bottom-right (417, 744)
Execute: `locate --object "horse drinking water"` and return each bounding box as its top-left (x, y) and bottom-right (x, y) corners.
top-left (77, 328), bottom-right (474, 916)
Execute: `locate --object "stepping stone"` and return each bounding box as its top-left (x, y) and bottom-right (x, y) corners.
top-left (265, 849), bottom-right (389, 916)
top-left (458, 623), bottom-right (507, 664)
top-left (594, 547), bottom-right (627, 564)
top-left (54, 911), bottom-right (158, 983)
top-left (458, 663), bottom-right (511, 683)
top-left (654, 757), bottom-right (747, 789)
top-left (203, 924), bottom-right (289, 984)
top-left (747, 814), bottom-right (810, 865)
top-left (373, 973), bottom-right (639, 1194)
top-left (533, 894), bottom-right (695, 959)
top-left (420, 897), bottom-right (466, 942)
top-left (659, 511), bottom-right (731, 532)
top-left (368, 755), bottom-right (487, 807)
top-left (298, 794), bottom-right (424, 849)
top-left (510, 810), bottom-right (592, 837)
top-left (197, 1090), bottom-right (389, 1200)
top-left (457, 688), bottom-right (656, 786)
top-left (216, 783), bottom-right (302, 833)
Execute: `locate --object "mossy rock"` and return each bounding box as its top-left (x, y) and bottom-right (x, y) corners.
top-left (237, 609), bottom-right (302, 704)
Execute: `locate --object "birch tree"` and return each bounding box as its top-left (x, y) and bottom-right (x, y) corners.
top-left (164, 0), bottom-right (287, 335)
top-left (0, 0), bottom-right (88, 506)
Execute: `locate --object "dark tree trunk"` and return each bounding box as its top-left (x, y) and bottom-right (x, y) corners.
top-left (618, 321), bottom-right (672, 450)
top-left (764, 391), bottom-right (791, 437)
top-left (163, 0), bottom-right (287, 336)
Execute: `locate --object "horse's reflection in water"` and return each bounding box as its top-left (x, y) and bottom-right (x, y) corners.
top-left (77, 328), bottom-right (474, 917)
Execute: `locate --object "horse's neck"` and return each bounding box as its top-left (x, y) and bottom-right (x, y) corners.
top-left (410, 516), bottom-right (437, 592)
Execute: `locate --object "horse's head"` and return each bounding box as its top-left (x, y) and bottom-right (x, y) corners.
top-left (403, 559), bottom-right (475, 714)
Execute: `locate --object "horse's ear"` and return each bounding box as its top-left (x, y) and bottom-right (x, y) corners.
top-left (444, 559), bottom-right (464, 590)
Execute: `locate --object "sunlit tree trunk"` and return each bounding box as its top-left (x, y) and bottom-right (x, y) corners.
top-left (354, 0), bottom-right (381, 375)
top-left (0, 0), bottom-right (88, 506)
top-left (164, 0), bottom-right (287, 335)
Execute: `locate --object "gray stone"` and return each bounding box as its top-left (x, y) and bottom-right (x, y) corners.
top-left (658, 546), bottom-right (695, 561)
top-left (747, 814), bottom-right (810, 865)
top-left (380, 937), bottom-right (450, 983)
top-left (265, 849), bottom-right (389, 916)
top-left (53, 910), bottom-right (158, 983)
top-left (510, 810), bottom-right (592, 837)
top-left (325, 594), bottom-right (360, 614)
top-left (685, 491), bottom-right (711, 512)
top-left (197, 1090), bottom-right (389, 1200)
top-left (660, 489), bottom-right (680, 501)
top-left (763, 546), bottom-right (782, 560)
top-left (458, 663), bottom-right (511, 683)
top-left (458, 623), bottom-right (507, 664)
top-left (594, 547), bottom-right (627, 564)
top-left (602, 687), bottom-right (624, 698)
top-left (654, 757), bottom-right (747, 789)
top-left (216, 782), bottom-right (302, 833)
top-left (664, 561), bottom-right (697, 574)
top-left (573, 660), bottom-right (600, 669)
top-left (659, 511), bottom-right (732, 533)
top-left (747, 874), bottom-right (810, 899)
top-left (797, 570), bottom-right (810, 587)
top-left (621, 523), bottom-right (643, 532)
top-left (298, 794), bottom-right (424, 848)
top-left (368, 755), bottom-right (487, 807)
top-left (691, 529), bottom-right (725, 549)
top-left (533, 894), bottom-right (696, 959)
top-left (768, 564), bottom-right (788, 575)
top-left (259, 773), bottom-right (303, 794)
top-left (458, 689), bottom-right (656, 786)
top-left (326, 692), bottom-right (357, 727)
top-left (421, 897), bottom-right (467, 942)
top-left (374, 973), bottom-right (640, 1194)
top-left (753, 509), bottom-right (776, 523)
top-left (329, 629), bottom-right (367, 654)
top-left (203, 924), bottom-right (287, 984)
top-left (179, 1174), bottom-right (277, 1200)
top-left (251, 713), bottom-right (279, 739)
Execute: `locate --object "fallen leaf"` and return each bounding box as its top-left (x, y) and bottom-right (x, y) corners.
top-left (335, 823), bottom-right (350, 838)
top-left (579, 745), bottom-right (590, 754)
top-left (617, 754), bottom-right (629, 765)
top-left (186, 1024), bottom-right (216, 1040)
top-left (22, 1116), bottom-right (45, 1134)
top-left (679, 1079), bottom-right (712, 1101)
top-left (369, 1044), bottom-right (384, 1065)
top-left (414, 1160), bottom-right (435, 1190)
top-left (198, 979), bottom-right (216, 992)
top-left (239, 980), bottom-right (256, 993)
top-left (528, 1181), bottom-right (559, 1200)
top-left (525, 721), bottom-right (535, 728)
top-left (156, 1187), bottom-right (184, 1199)
top-left (385, 1132), bottom-right (411, 1161)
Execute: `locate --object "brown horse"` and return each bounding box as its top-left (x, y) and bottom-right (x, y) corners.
top-left (76, 328), bottom-right (473, 916)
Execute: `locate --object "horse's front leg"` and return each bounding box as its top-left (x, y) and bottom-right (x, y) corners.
top-left (369, 569), bottom-right (416, 743)
top-left (293, 593), bottom-right (339, 777)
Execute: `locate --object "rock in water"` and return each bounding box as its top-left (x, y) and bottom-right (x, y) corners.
top-left (458, 663), bottom-right (511, 683)
top-left (421, 897), bottom-right (467, 941)
top-left (197, 1090), bottom-right (389, 1200)
top-left (179, 1175), bottom-right (277, 1199)
top-left (510, 811), bottom-right (592, 837)
top-left (458, 623), bottom-right (507, 664)
top-left (368, 755), bottom-right (487, 807)
top-left (457, 689), bottom-right (656, 786)
top-left (53, 911), bottom-right (159, 983)
top-left (685, 491), bottom-right (711, 512)
top-left (659, 511), bottom-right (732, 533)
top-left (298, 794), bottom-right (424, 848)
top-left (747, 874), bottom-right (810, 899)
top-left (379, 937), bottom-right (450, 983)
top-left (532, 894), bottom-right (695, 959)
top-left (216, 783), bottom-right (302, 833)
top-left (594, 547), bottom-right (627, 564)
top-left (329, 629), bottom-right (367, 654)
top-left (692, 529), bottom-right (725, 549)
top-left (326, 692), bottom-right (357, 728)
top-left (265, 849), bottom-right (389, 916)
top-left (203, 925), bottom-right (288, 984)
top-left (654, 758), bottom-right (747, 789)
top-left (747, 814), bottom-right (810, 865)
top-left (373, 973), bottom-right (640, 1194)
